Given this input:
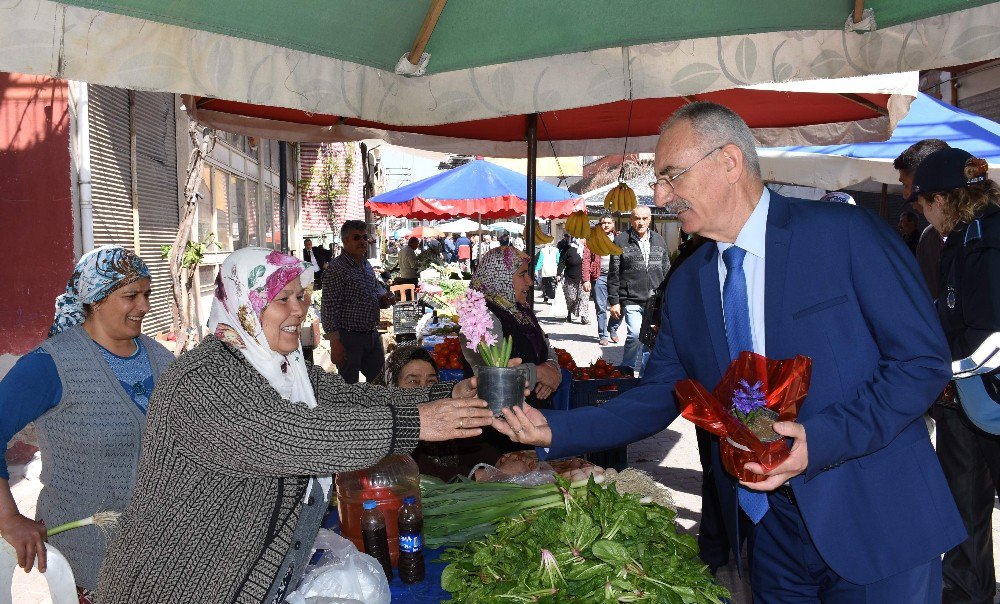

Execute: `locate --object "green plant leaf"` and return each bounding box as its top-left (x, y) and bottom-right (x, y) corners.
top-left (591, 540), bottom-right (631, 567)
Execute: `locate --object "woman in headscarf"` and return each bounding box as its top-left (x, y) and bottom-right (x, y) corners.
top-left (375, 344), bottom-right (464, 480)
top-left (96, 248), bottom-right (492, 603)
top-left (0, 245), bottom-right (174, 602)
top-left (423, 247), bottom-right (561, 477)
top-left (558, 238), bottom-right (588, 324)
top-left (912, 148), bottom-right (1000, 603)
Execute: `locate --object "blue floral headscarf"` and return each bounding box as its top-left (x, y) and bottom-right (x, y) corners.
top-left (50, 245), bottom-right (150, 337)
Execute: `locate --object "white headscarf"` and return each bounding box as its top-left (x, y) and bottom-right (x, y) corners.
top-left (208, 247), bottom-right (317, 408)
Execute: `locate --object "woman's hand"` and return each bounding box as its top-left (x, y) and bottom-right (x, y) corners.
top-left (493, 403), bottom-right (552, 447)
top-left (452, 377), bottom-right (477, 399)
top-left (0, 512), bottom-right (47, 572)
top-left (534, 361), bottom-right (562, 399)
top-left (453, 358), bottom-right (532, 399)
top-left (418, 398), bottom-right (494, 441)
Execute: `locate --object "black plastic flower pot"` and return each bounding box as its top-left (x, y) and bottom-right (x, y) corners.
top-left (476, 365), bottom-right (528, 417)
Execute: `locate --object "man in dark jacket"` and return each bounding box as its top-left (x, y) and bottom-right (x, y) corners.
top-left (607, 205), bottom-right (670, 371)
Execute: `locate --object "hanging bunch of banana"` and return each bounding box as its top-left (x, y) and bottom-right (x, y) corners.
top-left (565, 210), bottom-right (590, 239)
top-left (524, 219), bottom-right (554, 244)
top-left (585, 224), bottom-right (623, 256)
top-left (604, 182), bottom-right (638, 213)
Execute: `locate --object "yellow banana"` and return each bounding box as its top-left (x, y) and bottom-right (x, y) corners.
top-left (605, 182), bottom-right (637, 213)
top-left (586, 225), bottom-right (623, 256)
top-left (603, 187), bottom-right (617, 210)
top-left (566, 210), bottom-right (590, 239)
top-left (624, 185), bottom-right (637, 211)
top-left (586, 226), bottom-right (610, 256)
top-left (534, 219), bottom-right (554, 244)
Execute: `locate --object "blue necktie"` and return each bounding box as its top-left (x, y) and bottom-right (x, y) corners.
top-left (722, 246), bottom-right (770, 524)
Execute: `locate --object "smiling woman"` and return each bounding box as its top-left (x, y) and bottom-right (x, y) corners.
top-left (0, 245), bottom-right (175, 601)
top-left (97, 247), bottom-right (495, 603)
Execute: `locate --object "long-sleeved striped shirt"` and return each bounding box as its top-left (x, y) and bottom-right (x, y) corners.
top-left (321, 253), bottom-right (384, 334)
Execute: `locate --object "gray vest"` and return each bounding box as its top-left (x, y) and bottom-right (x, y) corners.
top-left (34, 325), bottom-right (174, 590)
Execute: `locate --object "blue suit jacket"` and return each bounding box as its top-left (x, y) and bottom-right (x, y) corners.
top-left (542, 192), bottom-right (965, 584)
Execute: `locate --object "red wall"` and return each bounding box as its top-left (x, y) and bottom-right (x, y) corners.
top-left (0, 73), bottom-right (74, 355)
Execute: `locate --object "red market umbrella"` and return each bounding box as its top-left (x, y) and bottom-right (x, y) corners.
top-left (367, 159), bottom-right (582, 219)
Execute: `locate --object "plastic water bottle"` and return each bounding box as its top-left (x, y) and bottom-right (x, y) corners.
top-left (336, 454), bottom-right (420, 567)
top-left (396, 495), bottom-right (426, 583)
top-left (361, 499), bottom-right (393, 581)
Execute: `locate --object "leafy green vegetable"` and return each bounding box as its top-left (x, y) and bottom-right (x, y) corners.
top-left (439, 475), bottom-right (729, 602)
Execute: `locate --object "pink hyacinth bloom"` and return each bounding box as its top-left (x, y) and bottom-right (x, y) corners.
top-left (457, 290), bottom-right (494, 351)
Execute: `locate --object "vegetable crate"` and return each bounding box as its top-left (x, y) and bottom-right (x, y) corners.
top-left (392, 302), bottom-right (423, 337)
top-left (439, 368), bottom-right (465, 381)
top-left (570, 367), bottom-right (638, 471)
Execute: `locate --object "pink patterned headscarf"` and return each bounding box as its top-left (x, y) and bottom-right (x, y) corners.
top-left (208, 247), bottom-right (317, 408)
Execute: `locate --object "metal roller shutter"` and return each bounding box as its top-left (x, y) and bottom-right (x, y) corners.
top-left (134, 91), bottom-right (179, 336)
top-left (87, 86), bottom-right (180, 337)
top-left (88, 86), bottom-right (133, 249)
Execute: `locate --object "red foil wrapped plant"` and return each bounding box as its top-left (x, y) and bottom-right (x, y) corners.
top-left (676, 352), bottom-right (812, 483)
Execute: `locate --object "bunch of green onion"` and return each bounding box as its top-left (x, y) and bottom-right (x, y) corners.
top-left (46, 511), bottom-right (121, 539)
top-left (421, 475), bottom-right (599, 548)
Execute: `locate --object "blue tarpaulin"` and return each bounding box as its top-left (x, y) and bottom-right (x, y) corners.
top-left (758, 93), bottom-right (1000, 191)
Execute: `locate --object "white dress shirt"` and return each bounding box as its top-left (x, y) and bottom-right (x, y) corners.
top-left (716, 188), bottom-right (770, 357)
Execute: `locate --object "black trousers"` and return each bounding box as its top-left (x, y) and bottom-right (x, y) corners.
top-left (935, 404), bottom-right (1000, 604)
top-left (696, 426), bottom-right (731, 571)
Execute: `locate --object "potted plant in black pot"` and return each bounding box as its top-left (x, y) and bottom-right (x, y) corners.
top-left (455, 289), bottom-right (527, 417)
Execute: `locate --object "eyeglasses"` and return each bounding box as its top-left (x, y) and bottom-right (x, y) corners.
top-left (648, 146), bottom-right (724, 194)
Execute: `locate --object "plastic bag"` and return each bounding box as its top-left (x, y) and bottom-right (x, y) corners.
top-left (470, 461), bottom-right (556, 486)
top-left (284, 529), bottom-right (390, 604)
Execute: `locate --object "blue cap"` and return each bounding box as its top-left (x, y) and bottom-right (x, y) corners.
top-left (363, 500), bottom-right (377, 510)
top-left (911, 148), bottom-right (987, 201)
top-left (403, 496), bottom-right (417, 505)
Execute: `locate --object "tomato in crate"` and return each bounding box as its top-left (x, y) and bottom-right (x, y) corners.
top-left (569, 365), bottom-right (637, 470)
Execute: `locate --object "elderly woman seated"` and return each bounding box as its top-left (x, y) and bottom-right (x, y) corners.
top-left (378, 343), bottom-right (599, 483)
top-left (96, 248), bottom-right (493, 603)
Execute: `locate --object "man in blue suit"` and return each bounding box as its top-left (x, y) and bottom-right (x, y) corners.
top-left (496, 102), bottom-right (965, 601)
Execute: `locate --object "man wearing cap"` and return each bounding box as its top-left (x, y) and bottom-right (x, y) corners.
top-left (498, 101), bottom-right (965, 602)
top-left (896, 139), bottom-right (951, 298)
top-left (912, 146), bottom-right (1000, 604)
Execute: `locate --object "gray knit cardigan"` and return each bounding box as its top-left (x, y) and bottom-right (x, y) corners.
top-left (96, 335), bottom-right (451, 603)
top-left (35, 326), bottom-right (174, 590)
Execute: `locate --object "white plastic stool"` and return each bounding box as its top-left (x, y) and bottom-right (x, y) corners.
top-left (0, 539), bottom-right (77, 604)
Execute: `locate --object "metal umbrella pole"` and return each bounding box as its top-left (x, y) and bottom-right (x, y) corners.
top-left (525, 113), bottom-right (538, 307)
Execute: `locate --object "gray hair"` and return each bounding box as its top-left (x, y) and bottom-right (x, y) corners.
top-left (340, 219), bottom-right (367, 240)
top-left (660, 102), bottom-right (761, 178)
